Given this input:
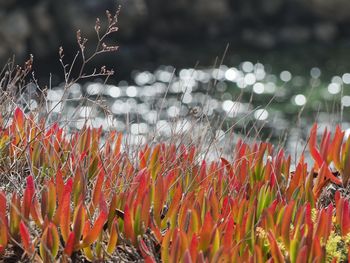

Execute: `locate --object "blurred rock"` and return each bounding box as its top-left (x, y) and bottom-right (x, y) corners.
top-left (242, 29), bottom-right (277, 49)
top-left (302, 0), bottom-right (350, 22)
top-left (0, 10), bottom-right (30, 59)
top-left (29, 2), bottom-right (59, 57)
top-left (117, 0), bottom-right (148, 38)
top-left (1, 0), bottom-right (350, 68)
top-left (193, 0), bottom-right (230, 21)
top-left (0, 0), bottom-right (16, 8)
top-left (314, 22), bottom-right (338, 42)
top-left (279, 26), bottom-right (311, 44)
top-left (260, 0), bottom-right (284, 16)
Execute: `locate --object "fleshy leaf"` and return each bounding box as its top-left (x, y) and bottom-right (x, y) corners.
top-left (81, 210), bottom-right (108, 247)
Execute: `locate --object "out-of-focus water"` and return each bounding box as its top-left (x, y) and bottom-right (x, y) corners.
top-left (20, 60), bottom-right (350, 165)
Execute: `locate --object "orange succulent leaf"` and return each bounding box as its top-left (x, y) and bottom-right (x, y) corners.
top-left (309, 124), bottom-right (324, 170)
top-left (9, 193), bottom-right (21, 239)
top-left (149, 144), bottom-right (160, 177)
top-left (153, 176), bottom-right (165, 225)
top-left (169, 229), bottom-right (182, 263)
top-left (311, 236), bottom-right (323, 260)
top-left (161, 231), bottom-right (171, 262)
top-left (73, 202), bottom-right (85, 244)
top-left (14, 107), bottom-right (24, 124)
top-left (221, 157), bottom-right (234, 178)
top-left (199, 212), bottom-right (213, 252)
top-left (342, 136), bottom-right (350, 187)
top-left (81, 210), bottom-right (108, 247)
top-left (114, 132), bottom-right (123, 156)
top-left (0, 220), bottom-right (8, 253)
top-left (325, 166), bottom-right (342, 185)
top-left (54, 177), bottom-right (72, 225)
top-left (330, 126), bottom-right (344, 170)
top-left (56, 169), bottom-right (64, 202)
top-left (313, 164), bottom-right (340, 200)
top-left (47, 180), bottom-right (56, 220)
top-left (267, 231), bottom-right (285, 263)
top-left (40, 223), bottom-right (59, 261)
top-left (167, 184), bottom-right (182, 220)
top-left (123, 204), bottom-right (135, 244)
top-left (281, 201), bottom-right (295, 251)
top-left (211, 228), bottom-right (220, 257)
top-left (106, 218), bottom-right (118, 254)
top-left (90, 168), bottom-right (105, 214)
top-left (30, 197), bottom-right (43, 228)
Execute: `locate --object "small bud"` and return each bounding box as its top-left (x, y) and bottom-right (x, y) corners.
top-left (59, 46), bottom-right (64, 57)
top-left (76, 30), bottom-right (81, 42)
top-left (106, 10), bottom-right (112, 24)
top-left (95, 18), bottom-right (101, 33)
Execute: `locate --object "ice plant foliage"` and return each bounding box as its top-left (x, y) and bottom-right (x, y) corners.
top-left (0, 108), bottom-right (350, 261)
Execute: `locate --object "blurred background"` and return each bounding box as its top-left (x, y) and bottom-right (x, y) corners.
top-left (3, 0), bottom-right (350, 80)
top-left (2, 0), bottom-right (350, 160)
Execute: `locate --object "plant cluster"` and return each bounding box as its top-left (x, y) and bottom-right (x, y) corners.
top-left (1, 4), bottom-right (350, 263)
top-left (0, 108), bottom-right (349, 262)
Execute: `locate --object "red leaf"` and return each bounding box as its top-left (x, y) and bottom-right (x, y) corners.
top-left (19, 222), bottom-right (33, 254)
top-left (223, 217), bottom-right (234, 251)
top-left (0, 191), bottom-right (6, 218)
top-left (59, 179), bottom-right (73, 242)
top-left (183, 249), bottom-right (193, 263)
top-left (14, 108), bottom-right (24, 129)
top-left (22, 176), bottom-right (35, 220)
top-left (123, 204), bottom-right (135, 244)
top-left (189, 235), bottom-right (198, 263)
top-left (342, 200), bottom-right (350, 235)
top-left (311, 237), bottom-right (323, 259)
top-left (221, 157), bottom-right (233, 178)
top-left (64, 232), bottom-right (75, 256)
top-left (56, 169), bottom-right (64, 202)
top-left (295, 245), bottom-right (307, 263)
